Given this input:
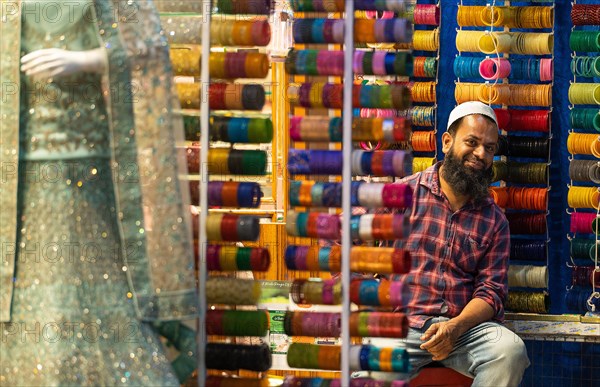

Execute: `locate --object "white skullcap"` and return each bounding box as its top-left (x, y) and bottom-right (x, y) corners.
top-left (447, 101), bottom-right (498, 130)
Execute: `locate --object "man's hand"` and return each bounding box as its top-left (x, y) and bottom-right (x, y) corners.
top-left (21, 48), bottom-right (107, 79)
top-left (419, 320), bottom-right (462, 361)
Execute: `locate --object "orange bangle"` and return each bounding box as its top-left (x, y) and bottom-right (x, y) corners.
top-left (245, 53), bottom-right (269, 79)
top-left (306, 246), bottom-right (321, 271)
top-left (299, 182), bottom-right (314, 206)
top-left (221, 182), bottom-right (240, 207)
top-left (377, 279), bottom-right (391, 306)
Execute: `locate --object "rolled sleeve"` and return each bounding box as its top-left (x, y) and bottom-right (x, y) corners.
top-left (473, 219), bottom-right (510, 321)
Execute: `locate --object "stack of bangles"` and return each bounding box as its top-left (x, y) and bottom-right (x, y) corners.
top-left (170, 48), bottom-right (270, 79)
top-left (291, 279), bottom-right (342, 305)
top-left (412, 56), bottom-right (437, 78)
top-left (567, 133), bottom-right (600, 157)
top-left (200, 148), bottom-right (267, 175)
top-left (206, 376), bottom-right (268, 387)
top-left (205, 245), bottom-right (270, 271)
top-left (286, 343), bottom-right (410, 372)
top-left (189, 181), bottom-right (262, 207)
top-left (285, 211), bottom-right (410, 241)
top-left (511, 240), bottom-right (547, 261)
top-left (282, 376), bottom-right (407, 387)
top-left (160, 17), bottom-right (271, 46)
top-left (292, 19), bottom-right (412, 44)
top-left (565, 289), bottom-right (600, 314)
top-left (282, 311), bottom-right (408, 338)
top-left (506, 291), bottom-right (549, 313)
top-left (508, 265), bottom-right (548, 288)
top-left (570, 238), bottom-right (597, 261)
top-left (493, 109), bottom-right (550, 132)
top-left (350, 279), bottom-right (406, 307)
top-left (215, 0), bottom-right (273, 15)
top-left (204, 213), bottom-right (261, 241)
top-left (288, 149), bottom-right (412, 177)
top-left (410, 131), bottom-right (436, 152)
top-left (289, 0), bottom-right (411, 12)
top-left (567, 187), bottom-right (600, 210)
top-left (210, 116), bottom-right (273, 143)
top-left (491, 161), bottom-right (548, 184)
top-left (176, 82), bottom-right (266, 110)
top-left (571, 4), bottom-right (600, 26)
top-left (285, 245), bottom-right (411, 274)
top-left (505, 213), bottom-right (547, 235)
top-left (569, 160), bottom-right (600, 183)
top-left (206, 343), bottom-right (271, 372)
top-left (285, 49), bottom-right (413, 76)
top-left (568, 83), bottom-right (600, 105)
top-left (288, 82), bottom-right (411, 109)
top-left (571, 266), bottom-right (600, 287)
top-left (490, 187), bottom-right (548, 211)
top-left (206, 278), bottom-right (262, 305)
top-left (290, 116), bottom-right (411, 142)
top-left (570, 109), bottom-right (600, 132)
top-left (206, 310), bottom-right (269, 336)
top-left (569, 31), bottom-right (600, 52)
top-left (289, 180), bottom-right (413, 208)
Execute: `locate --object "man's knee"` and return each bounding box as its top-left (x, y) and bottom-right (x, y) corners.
top-left (493, 331), bottom-right (529, 368)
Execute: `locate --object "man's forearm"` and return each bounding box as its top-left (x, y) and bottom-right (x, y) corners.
top-left (449, 298), bottom-right (495, 337)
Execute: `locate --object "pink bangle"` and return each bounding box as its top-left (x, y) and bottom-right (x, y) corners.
top-left (540, 58), bottom-right (553, 82)
top-left (289, 116), bottom-right (302, 141)
top-left (373, 51), bottom-right (388, 75)
top-left (353, 50), bottom-right (366, 75)
top-left (479, 57), bottom-right (511, 80)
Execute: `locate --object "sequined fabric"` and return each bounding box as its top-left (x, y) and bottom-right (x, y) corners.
top-left (0, 159), bottom-right (179, 386)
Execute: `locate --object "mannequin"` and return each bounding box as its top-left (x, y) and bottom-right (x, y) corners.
top-left (0, 1), bottom-right (197, 385)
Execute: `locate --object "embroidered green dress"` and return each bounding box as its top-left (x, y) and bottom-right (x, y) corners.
top-left (0, 2), bottom-right (197, 385)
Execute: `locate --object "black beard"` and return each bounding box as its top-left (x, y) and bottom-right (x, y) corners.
top-left (441, 149), bottom-right (493, 204)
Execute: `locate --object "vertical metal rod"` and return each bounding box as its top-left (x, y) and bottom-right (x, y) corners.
top-left (197, 1), bottom-right (211, 385)
top-left (341, 2), bottom-right (355, 386)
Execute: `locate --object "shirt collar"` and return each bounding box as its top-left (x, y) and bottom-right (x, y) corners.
top-left (420, 161), bottom-right (495, 209)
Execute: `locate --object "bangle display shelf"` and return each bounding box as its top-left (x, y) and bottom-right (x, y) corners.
top-left (454, 0), bottom-right (555, 315)
top-left (158, 1), bottom-right (276, 385)
top-left (564, 0), bottom-right (600, 319)
top-left (283, 2), bottom-right (416, 386)
top-left (410, 0), bottom-right (441, 173)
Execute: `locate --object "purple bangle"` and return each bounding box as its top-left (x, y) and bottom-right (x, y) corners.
top-left (323, 19), bottom-right (334, 42)
top-left (207, 181), bottom-right (224, 206)
top-left (322, 279), bottom-right (335, 304)
top-left (389, 280), bottom-right (406, 307)
top-left (316, 213), bottom-right (341, 239)
top-left (332, 19), bottom-right (344, 43)
top-left (374, 20), bottom-right (387, 43)
top-left (353, 50), bottom-right (365, 74)
top-left (294, 245), bottom-right (309, 270)
top-left (229, 52), bottom-right (248, 78)
top-left (322, 83), bottom-right (334, 109)
top-left (372, 51), bottom-right (387, 75)
top-left (381, 150), bottom-right (396, 176)
top-left (391, 150), bottom-right (405, 177)
top-left (394, 19), bottom-right (411, 44)
top-left (392, 213), bottom-right (409, 239)
top-left (289, 116), bottom-right (302, 141)
top-left (206, 244), bottom-right (221, 270)
top-left (299, 82), bottom-right (312, 107)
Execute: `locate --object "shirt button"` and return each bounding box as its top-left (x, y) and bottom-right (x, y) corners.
top-left (441, 303), bottom-right (449, 313)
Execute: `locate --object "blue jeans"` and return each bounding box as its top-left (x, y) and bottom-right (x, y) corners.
top-left (356, 317), bottom-right (530, 387)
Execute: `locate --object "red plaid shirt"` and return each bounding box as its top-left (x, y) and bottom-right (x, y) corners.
top-left (393, 163), bottom-right (509, 329)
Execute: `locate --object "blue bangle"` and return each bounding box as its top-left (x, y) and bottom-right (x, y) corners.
top-left (321, 182), bottom-right (341, 207)
top-left (359, 345), bottom-right (371, 371)
top-left (391, 348), bottom-right (410, 373)
top-left (296, 212), bottom-right (308, 237)
top-left (311, 183), bottom-right (324, 207)
top-left (384, 19), bottom-right (396, 42)
top-left (350, 216), bottom-right (361, 240)
top-left (367, 345), bottom-right (381, 371)
top-left (289, 181), bottom-right (302, 206)
top-left (285, 245), bottom-right (297, 270)
top-left (384, 53), bottom-right (396, 75)
top-left (311, 18), bottom-right (326, 43)
top-left (329, 117), bottom-right (343, 142)
top-left (318, 246), bottom-right (331, 271)
top-left (360, 151), bottom-right (373, 175)
top-left (359, 279), bottom-right (380, 306)
top-left (237, 182), bottom-right (261, 208)
top-left (351, 181), bottom-right (362, 206)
